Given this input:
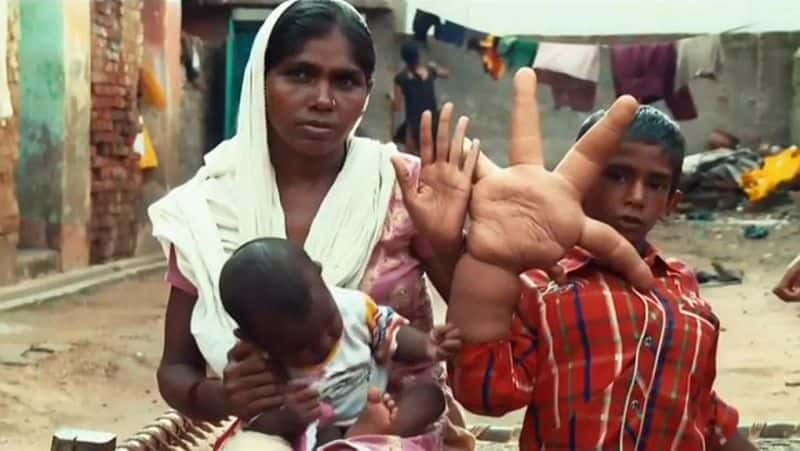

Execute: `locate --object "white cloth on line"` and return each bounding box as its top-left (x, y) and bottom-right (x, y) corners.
top-left (532, 42), bottom-right (601, 82)
top-left (674, 34), bottom-right (724, 91)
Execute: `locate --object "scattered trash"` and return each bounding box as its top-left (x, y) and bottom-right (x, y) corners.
top-left (785, 381), bottom-right (800, 388)
top-left (744, 225), bottom-right (769, 240)
top-left (686, 210), bottom-right (716, 221)
top-left (696, 261), bottom-right (744, 287)
top-left (0, 342), bottom-right (72, 366)
top-left (680, 148), bottom-right (762, 210)
top-left (742, 146), bottom-right (800, 203)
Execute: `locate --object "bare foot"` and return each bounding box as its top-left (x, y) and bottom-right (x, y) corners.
top-left (346, 388), bottom-right (397, 438)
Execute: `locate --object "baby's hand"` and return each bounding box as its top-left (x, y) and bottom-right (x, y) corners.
top-left (426, 323), bottom-right (463, 362)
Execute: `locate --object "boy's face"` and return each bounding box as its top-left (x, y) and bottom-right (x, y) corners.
top-left (582, 141), bottom-right (680, 245)
top-left (253, 263), bottom-right (344, 371)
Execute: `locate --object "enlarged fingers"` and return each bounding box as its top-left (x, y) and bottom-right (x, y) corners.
top-left (579, 217), bottom-right (654, 291)
top-left (509, 68), bottom-right (543, 166)
top-left (555, 96), bottom-right (639, 195)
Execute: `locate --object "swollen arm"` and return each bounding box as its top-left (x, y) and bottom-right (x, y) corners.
top-left (447, 253), bottom-right (521, 344)
top-left (157, 287), bottom-right (228, 422)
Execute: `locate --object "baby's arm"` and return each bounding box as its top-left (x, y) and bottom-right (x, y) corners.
top-left (447, 253), bottom-right (522, 344)
top-left (365, 295), bottom-right (460, 364)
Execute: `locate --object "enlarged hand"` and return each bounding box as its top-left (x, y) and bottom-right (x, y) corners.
top-left (467, 68), bottom-right (653, 290)
top-left (392, 103), bottom-right (480, 259)
top-left (774, 255), bottom-right (800, 302)
top-left (223, 340), bottom-right (285, 421)
top-left (425, 323), bottom-right (463, 362)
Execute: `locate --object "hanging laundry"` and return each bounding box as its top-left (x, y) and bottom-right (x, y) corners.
top-left (412, 10), bottom-right (440, 44)
top-left (533, 43), bottom-right (600, 82)
top-left (498, 37), bottom-right (538, 71)
top-left (134, 117), bottom-right (159, 170)
top-left (479, 35), bottom-right (505, 81)
top-left (0, 1), bottom-right (12, 119)
top-left (611, 43), bottom-right (697, 121)
top-left (535, 68), bottom-right (596, 112)
top-left (140, 63), bottom-right (167, 110)
top-left (675, 34), bottom-right (724, 90)
top-left (464, 27), bottom-right (488, 53)
top-left (434, 21), bottom-right (467, 47)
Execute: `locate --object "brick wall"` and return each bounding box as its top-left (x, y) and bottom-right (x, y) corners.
top-left (90, 0), bottom-right (142, 264)
top-left (0, 1), bottom-right (20, 284)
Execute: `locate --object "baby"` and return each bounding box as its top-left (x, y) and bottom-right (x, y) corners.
top-left (219, 237), bottom-right (461, 449)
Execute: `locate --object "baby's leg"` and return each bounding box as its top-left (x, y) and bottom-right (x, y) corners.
top-left (391, 381), bottom-right (445, 437)
top-left (346, 388), bottom-right (398, 438)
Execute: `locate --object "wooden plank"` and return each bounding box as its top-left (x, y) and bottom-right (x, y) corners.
top-left (50, 428), bottom-right (116, 451)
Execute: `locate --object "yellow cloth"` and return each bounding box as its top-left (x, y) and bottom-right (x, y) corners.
top-left (741, 146), bottom-right (800, 202)
top-left (140, 64), bottom-right (166, 110)
top-left (139, 125), bottom-right (159, 170)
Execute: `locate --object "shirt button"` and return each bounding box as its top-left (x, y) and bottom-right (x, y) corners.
top-left (631, 399), bottom-right (641, 411)
top-left (643, 335), bottom-right (654, 348)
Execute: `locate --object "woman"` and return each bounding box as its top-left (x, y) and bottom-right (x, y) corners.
top-left (148, 0), bottom-right (477, 449)
top-left (393, 41), bottom-right (449, 155)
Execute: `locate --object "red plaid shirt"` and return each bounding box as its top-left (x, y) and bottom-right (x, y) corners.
top-left (452, 246), bottom-right (739, 451)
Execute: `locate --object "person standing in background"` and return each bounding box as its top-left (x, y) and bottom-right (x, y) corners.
top-left (393, 41), bottom-right (449, 155)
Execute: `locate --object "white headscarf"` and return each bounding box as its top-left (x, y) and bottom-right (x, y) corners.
top-left (148, 0), bottom-right (397, 374)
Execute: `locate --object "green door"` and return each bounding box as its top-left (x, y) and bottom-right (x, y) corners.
top-left (224, 9), bottom-right (270, 139)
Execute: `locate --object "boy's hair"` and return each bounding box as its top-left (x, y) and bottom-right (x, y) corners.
top-left (220, 238), bottom-right (313, 337)
top-left (401, 41), bottom-right (421, 68)
top-left (576, 105), bottom-right (686, 193)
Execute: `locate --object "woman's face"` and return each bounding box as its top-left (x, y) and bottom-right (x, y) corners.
top-left (265, 28), bottom-right (370, 158)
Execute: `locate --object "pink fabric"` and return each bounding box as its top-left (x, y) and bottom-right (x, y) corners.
top-left (166, 245), bottom-right (197, 296)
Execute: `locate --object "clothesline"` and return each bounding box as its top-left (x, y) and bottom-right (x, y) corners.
top-left (412, 8), bottom-right (724, 121)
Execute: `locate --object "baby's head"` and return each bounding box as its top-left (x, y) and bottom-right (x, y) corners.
top-left (220, 238), bottom-right (343, 371)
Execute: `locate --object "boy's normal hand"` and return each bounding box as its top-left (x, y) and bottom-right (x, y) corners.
top-left (426, 323), bottom-right (463, 362)
top-left (467, 68), bottom-right (654, 291)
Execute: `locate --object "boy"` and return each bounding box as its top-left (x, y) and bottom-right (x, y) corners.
top-left (449, 106), bottom-right (755, 450)
top-left (219, 238), bottom-right (460, 449)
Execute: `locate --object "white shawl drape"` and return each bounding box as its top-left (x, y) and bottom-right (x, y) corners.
top-left (148, 0), bottom-right (397, 375)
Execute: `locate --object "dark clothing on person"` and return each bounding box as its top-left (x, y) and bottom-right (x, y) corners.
top-left (394, 65), bottom-right (439, 148)
top-left (611, 43), bottom-right (698, 121)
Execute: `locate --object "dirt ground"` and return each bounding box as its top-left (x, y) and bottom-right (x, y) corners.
top-left (1, 215), bottom-right (799, 451)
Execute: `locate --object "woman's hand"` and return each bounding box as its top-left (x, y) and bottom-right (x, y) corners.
top-left (222, 340), bottom-right (285, 421)
top-left (774, 255), bottom-right (800, 302)
top-left (466, 68), bottom-right (654, 291)
top-left (391, 102), bottom-right (480, 260)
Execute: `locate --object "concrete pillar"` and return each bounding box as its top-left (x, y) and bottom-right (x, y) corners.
top-left (60, 0), bottom-right (92, 271)
top-left (792, 46), bottom-right (800, 146)
top-left (0, 0), bottom-right (20, 285)
top-left (18, 1), bottom-right (91, 271)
